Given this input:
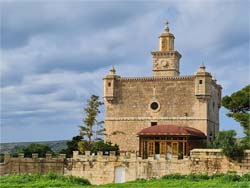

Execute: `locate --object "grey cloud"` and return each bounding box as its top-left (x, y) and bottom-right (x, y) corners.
top-left (1, 1), bottom-right (152, 49)
top-left (1, 1), bottom-right (249, 142)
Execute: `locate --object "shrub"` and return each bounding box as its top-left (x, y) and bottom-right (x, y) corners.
top-left (241, 173), bottom-right (250, 181)
top-left (20, 144), bottom-right (54, 158)
top-left (222, 174), bottom-right (241, 182)
top-left (162, 173), bottom-right (184, 180)
top-left (44, 172), bottom-right (59, 180)
top-left (210, 130), bottom-right (245, 161)
top-left (78, 140), bottom-right (119, 155)
top-left (63, 175), bottom-right (90, 185)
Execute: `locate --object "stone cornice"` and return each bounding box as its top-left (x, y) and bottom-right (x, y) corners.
top-left (151, 51), bottom-right (182, 58)
top-left (105, 117), bottom-right (207, 121)
top-left (105, 117), bottom-right (219, 124)
top-left (120, 75), bottom-right (195, 81)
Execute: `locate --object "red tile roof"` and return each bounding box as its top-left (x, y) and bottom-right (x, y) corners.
top-left (138, 125), bottom-right (206, 138)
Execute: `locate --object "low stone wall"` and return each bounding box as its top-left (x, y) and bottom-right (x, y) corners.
top-left (0, 149), bottom-right (249, 185)
top-left (66, 151), bottom-right (190, 184)
top-left (0, 153), bottom-right (66, 175)
top-left (190, 149), bottom-right (250, 175)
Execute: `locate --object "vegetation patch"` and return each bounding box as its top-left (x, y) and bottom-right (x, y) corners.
top-left (0, 173), bottom-right (90, 188)
top-left (97, 173), bottom-right (250, 188)
top-left (1, 173), bottom-right (250, 188)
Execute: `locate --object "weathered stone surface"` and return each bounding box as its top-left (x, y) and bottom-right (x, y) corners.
top-left (103, 22), bottom-right (222, 152)
top-left (1, 150), bottom-right (249, 185)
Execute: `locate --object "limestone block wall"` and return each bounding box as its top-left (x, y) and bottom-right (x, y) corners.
top-left (68, 151), bottom-right (191, 184)
top-left (105, 77), bottom-right (213, 151)
top-left (190, 149), bottom-right (250, 174)
top-left (1, 149), bottom-right (249, 185)
top-left (0, 153), bottom-right (66, 175)
top-left (69, 150), bottom-right (250, 184)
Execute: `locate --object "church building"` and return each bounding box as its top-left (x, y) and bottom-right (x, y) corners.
top-left (103, 21), bottom-right (222, 159)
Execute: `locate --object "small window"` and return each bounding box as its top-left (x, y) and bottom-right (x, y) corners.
top-left (151, 122), bottom-right (157, 126)
top-left (199, 80), bottom-right (203, 84)
top-left (108, 82), bottom-right (111, 87)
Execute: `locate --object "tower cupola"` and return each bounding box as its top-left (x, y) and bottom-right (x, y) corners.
top-left (152, 20), bottom-right (182, 77)
top-left (159, 20), bottom-right (175, 51)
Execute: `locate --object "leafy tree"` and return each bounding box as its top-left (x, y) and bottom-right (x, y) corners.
top-left (79, 95), bottom-right (104, 150)
top-left (77, 141), bottom-right (88, 154)
top-left (21, 144), bottom-right (54, 157)
top-left (222, 85), bottom-right (250, 137)
top-left (210, 130), bottom-right (244, 161)
top-left (60, 135), bottom-right (83, 157)
top-left (78, 140), bottom-right (119, 155)
top-left (91, 141), bottom-right (119, 154)
top-left (222, 85), bottom-right (250, 150)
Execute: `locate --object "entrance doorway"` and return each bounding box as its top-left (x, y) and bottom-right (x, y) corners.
top-left (115, 166), bottom-right (125, 183)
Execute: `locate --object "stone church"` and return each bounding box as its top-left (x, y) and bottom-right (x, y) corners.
top-left (103, 21), bottom-right (222, 159)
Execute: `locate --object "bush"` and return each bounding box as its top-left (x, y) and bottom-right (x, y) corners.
top-left (78, 140), bottom-right (119, 155)
top-left (44, 172), bottom-right (59, 180)
top-left (60, 135), bottom-right (83, 158)
top-left (21, 144), bottom-right (54, 157)
top-left (241, 173), bottom-right (250, 181)
top-left (91, 141), bottom-right (119, 154)
top-left (222, 174), bottom-right (241, 182)
top-left (187, 174), bottom-right (210, 180)
top-left (210, 130), bottom-right (245, 161)
top-left (162, 173), bottom-right (184, 180)
top-left (64, 175), bottom-right (90, 185)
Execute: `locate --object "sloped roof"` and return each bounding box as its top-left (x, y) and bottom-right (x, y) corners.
top-left (138, 125), bottom-right (206, 138)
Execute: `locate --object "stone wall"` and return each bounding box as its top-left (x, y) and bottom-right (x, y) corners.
top-left (1, 149), bottom-right (249, 185)
top-left (0, 153), bottom-right (66, 175)
top-left (104, 74), bottom-right (222, 151)
top-left (104, 77), bottom-right (211, 151)
top-left (190, 149), bottom-right (250, 174)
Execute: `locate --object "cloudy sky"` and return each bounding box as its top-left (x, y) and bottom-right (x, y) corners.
top-left (0, 0), bottom-right (249, 143)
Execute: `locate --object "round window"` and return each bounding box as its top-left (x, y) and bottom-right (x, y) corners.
top-left (150, 102), bottom-right (159, 110)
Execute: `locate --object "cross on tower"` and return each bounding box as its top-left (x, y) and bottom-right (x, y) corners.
top-left (164, 19), bottom-right (169, 32)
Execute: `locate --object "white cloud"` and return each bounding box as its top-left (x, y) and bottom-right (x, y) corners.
top-left (1, 0), bottom-right (249, 142)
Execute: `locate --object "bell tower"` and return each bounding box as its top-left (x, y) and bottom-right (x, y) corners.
top-left (152, 20), bottom-right (182, 77)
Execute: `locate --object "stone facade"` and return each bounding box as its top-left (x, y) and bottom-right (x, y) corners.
top-left (1, 150), bottom-right (250, 185)
top-left (103, 22), bottom-right (222, 152)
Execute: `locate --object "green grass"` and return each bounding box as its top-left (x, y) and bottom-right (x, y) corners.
top-left (0, 173), bottom-right (249, 188)
top-left (0, 172), bottom-right (90, 188)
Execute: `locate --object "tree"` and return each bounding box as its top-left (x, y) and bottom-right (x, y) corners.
top-left (21, 144), bottom-right (54, 157)
top-left (79, 95), bottom-right (104, 150)
top-left (90, 141), bottom-right (119, 155)
top-left (210, 130), bottom-right (244, 161)
top-left (78, 140), bottom-right (119, 155)
top-left (222, 85), bottom-right (250, 137)
top-left (222, 85), bottom-right (250, 149)
top-left (60, 135), bottom-right (83, 157)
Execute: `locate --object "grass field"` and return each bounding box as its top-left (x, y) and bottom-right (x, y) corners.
top-left (0, 173), bottom-right (249, 188)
